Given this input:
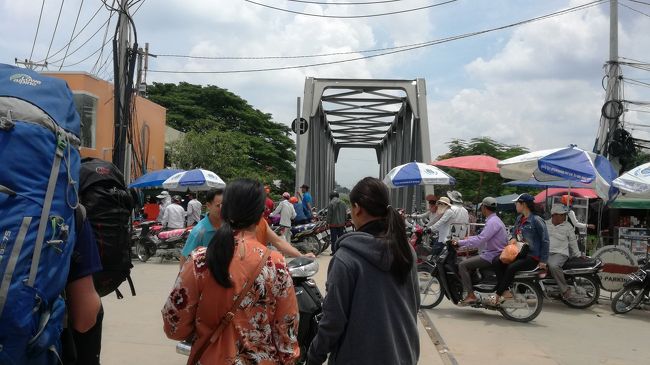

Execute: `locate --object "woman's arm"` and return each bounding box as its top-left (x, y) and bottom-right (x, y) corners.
top-left (162, 256), bottom-right (200, 340)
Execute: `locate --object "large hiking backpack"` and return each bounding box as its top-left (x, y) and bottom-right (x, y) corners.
top-left (79, 158), bottom-right (136, 299)
top-left (0, 64), bottom-right (81, 364)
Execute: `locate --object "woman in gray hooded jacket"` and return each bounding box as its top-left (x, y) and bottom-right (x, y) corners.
top-left (307, 177), bottom-right (420, 365)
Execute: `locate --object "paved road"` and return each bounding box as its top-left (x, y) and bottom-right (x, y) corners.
top-left (101, 254), bottom-right (444, 364)
top-left (423, 296), bottom-right (650, 365)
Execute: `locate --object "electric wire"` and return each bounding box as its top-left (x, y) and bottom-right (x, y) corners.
top-left (92, 0), bottom-right (117, 74)
top-left (619, 2), bottom-right (650, 18)
top-left (29, 0), bottom-right (46, 62)
top-left (44, 0), bottom-right (66, 66)
top-left (626, 0), bottom-right (650, 6)
top-left (59, 0), bottom-right (86, 70)
top-left (242, 0), bottom-right (457, 18)
top-left (285, 0), bottom-right (417, 4)
top-left (36, 3), bottom-right (104, 63)
top-left (149, 0), bottom-right (605, 74)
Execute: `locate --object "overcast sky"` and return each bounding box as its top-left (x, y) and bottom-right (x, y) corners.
top-left (3, 0), bottom-right (650, 188)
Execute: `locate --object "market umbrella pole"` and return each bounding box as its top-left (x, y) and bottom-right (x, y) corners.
top-left (476, 172), bottom-right (484, 203)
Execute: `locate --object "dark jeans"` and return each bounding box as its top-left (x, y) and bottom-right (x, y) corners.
top-left (63, 305), bottom-right (104, 365)
top-left (330, 227), bottom-right (345, 253)
top-left (492, 256), bottom-right (538, 296)
top-left (431, 241), bottom-right (445, 257)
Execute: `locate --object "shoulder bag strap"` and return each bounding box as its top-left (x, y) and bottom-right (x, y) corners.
top-left (189, 248), bottom-right (271, 365)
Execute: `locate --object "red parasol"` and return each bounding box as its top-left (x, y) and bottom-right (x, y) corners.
top-left (431, 155), bottom-right (501, 202)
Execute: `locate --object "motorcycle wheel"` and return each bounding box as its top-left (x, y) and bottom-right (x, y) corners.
top-left (136, 242), bottom-right (151, 263)
top-left (561, 275), bottom-right (600, 309)
top-left (611, 285), bottom-right (646, 314)
top-left (418, 266), bottom-right (444, 309)
top-left (499, 280), bottom-right (543, 323)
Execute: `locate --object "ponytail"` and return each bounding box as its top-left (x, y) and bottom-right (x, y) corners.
top-left (384, 206), bottom-right (413, 284)
top-left (204, 179), bottom-right (266, 288)
top-left (206, 223), bottom-right (236, 288)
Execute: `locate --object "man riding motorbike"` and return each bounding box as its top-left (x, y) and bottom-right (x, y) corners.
top-left (447, 191), bottom-right (470, 239)
top-left (546, 204), bottom-right (581, 299)
top-left (452, 197), bottom-right (508, 306)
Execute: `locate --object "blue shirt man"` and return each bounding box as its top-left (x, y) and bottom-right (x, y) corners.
top-left (300, 184), bottom-right (313, 218)
top-left (180, 189), bottom-right (223, 265)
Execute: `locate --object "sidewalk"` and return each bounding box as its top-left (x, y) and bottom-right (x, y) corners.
top-left (101, 254), bottom-right (445, 364)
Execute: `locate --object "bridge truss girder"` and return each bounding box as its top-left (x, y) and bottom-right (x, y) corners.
top-left (297, 78), bottom-right (433, 211)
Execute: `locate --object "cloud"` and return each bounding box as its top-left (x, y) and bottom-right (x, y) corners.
top-left (429, 1), bottom-right (650, 161)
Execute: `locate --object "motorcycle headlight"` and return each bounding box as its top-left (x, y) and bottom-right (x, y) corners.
top-left (288, 258), bottom-right (319, 278)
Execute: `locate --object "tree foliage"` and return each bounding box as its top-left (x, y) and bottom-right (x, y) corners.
top-left (147, 82), bottom-right (295, 189)
top-left (434, 137), bottom-right (531, 203)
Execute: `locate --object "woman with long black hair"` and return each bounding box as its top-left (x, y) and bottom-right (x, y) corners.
top-left (491, 193), bottom-right (549, 305)
top-left (163, 179), bottom-right (299, 365)
top-left (307, 177), bottom-right (420, 365)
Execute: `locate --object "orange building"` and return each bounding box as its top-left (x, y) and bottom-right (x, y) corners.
top-left (43, 71), bottom-right (166, 180)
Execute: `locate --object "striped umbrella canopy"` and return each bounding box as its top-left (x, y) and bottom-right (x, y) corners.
top-left (162, 169), bottom-right (226, 191)
top-left (383, 162), bottom-right (455, 188)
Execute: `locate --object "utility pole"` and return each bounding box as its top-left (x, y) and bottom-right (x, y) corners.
top-left (136, 43), bottom-right (156, 96)
top-left (113, 0), bottom-right (136, 181)
top-left (15, 58), bottom-right (47, 70)
top-left (594, 0), bottom-right (622, 170)
top-left (295, 97), bottom-right (302, 195)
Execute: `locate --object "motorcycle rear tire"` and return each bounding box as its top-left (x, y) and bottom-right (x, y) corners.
top-left (136, 242), bottom-right (151, 263)
top-left (418, 265), bottom-right (444, 309)
top-left (561, 275), bottom-right (600, 309)
top-left (611, 284), bottom-right (646, 314)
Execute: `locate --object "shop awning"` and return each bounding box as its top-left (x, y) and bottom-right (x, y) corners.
top-left (610, 197), bottom-right (650, 209)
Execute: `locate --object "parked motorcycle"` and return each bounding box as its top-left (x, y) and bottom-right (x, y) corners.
top-left (272, 221), bottom-right (330, 255)
top-left (611, 259), bottom-right (650, 314)
top-left (418, 242), bottom-right (544, 322)
top-left (540, 256), bottom-right (603, 309)
top-left (134, 221), bottom-right (192, 262)
top-left (176, 257), bottom-right (324, 364)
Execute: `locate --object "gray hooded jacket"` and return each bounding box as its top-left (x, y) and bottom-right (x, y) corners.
top-left (307, 220), bottom-right (420, 365)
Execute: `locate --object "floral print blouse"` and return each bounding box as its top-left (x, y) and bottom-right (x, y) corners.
top-left (162, 230), bottom-right (300, 364)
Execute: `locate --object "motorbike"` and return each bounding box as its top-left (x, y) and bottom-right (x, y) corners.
top-left (418, 242), bottom-right (545, 322)
top-left (611, 258), bottom-right (650, 314)
top-left (272, 220), bottom-right (330, 255)
top-left (539, 256), bottom-right (603, 309)
top-left (176, 257), bottom-right (324, 364)
top-left (134, 221), bottom-right (192, 262)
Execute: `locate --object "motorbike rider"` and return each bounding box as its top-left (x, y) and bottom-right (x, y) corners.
top-left (185, 193), bottom-right (202, 227)
top-left (270, 192), bottom-right (297, 242)
top-left (447, 190), bottom-right (470, 240)
top-left (410, 194), bottom-right (438, 224)
top-left (161, 195), bottom-right (186, 229)
top-left (546, 204), bottom-right (581, 299)
top-left (156, 190), bottom-right (171, 221)
top-left (180, 189), bottom-right (312, 267)
top-left (452, 197), bottom-right (508, 306)
top-left (491, 193), bottom-right (549, 305)
top-left (426, 197), bottom-right (455, 255)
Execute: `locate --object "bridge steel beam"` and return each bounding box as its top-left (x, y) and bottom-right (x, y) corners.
top-left (297, 78), bottom-right (432, 210)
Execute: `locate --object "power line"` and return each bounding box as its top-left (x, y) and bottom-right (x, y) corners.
top-left (92, 0), bottom-right (117, 74)
top-left (284, 0), bottom-right (411, 4)
top-left (37, 3), bottom-right (105, 63)
top-left (619, 2), bottom-right (650, 17)
top-left (150, 0), bottom-right (605, 74)
top-left (59, 0), bottom-right (86, 70)
top-left (29, 0), bottom-right (46, 62)
top-left (242, 0), bottom-right (457, 18)
top-left (44, 0), bottom-right (66, 65)
top-left (626, 0), bottom-right (650, 6)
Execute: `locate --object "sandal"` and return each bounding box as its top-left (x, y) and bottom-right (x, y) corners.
top-left (458, 297), bottom-right (478, 307)
top-left (488, 295), bottom-right (504, 306)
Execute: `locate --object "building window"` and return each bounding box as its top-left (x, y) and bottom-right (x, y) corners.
top-left (73, 92), bottom-right (97, 148)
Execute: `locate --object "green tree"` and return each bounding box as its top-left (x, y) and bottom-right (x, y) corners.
top-left (434, 137), bottom-right (531, 203)
top-left (148, 82), bottom-right (295, 187)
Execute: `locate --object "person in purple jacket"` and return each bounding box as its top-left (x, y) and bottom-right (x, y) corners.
top-left (452, 196), bottom-right (508, 306)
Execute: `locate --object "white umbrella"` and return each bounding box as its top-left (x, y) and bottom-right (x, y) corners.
top-left (612, 162), bottom-right (650, 197)
top-left (162, 169), bottom-right (226, 191)
top-left (383, 162), bottom-right (455, 188)
top-left (497, 146), bottom-right (618, 202)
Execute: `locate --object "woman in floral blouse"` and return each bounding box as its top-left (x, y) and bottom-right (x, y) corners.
top-left (162, 179), bottom-right (300, 364)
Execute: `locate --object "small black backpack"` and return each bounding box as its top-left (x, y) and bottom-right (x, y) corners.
top-left (79, 158), bottom-right (136, 298)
